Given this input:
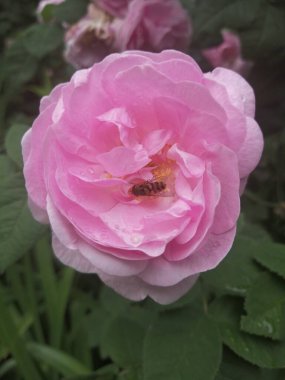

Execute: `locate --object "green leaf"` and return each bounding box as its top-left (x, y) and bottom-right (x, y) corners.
top-left (64, 375), bottom-right (115, 380)
top-left (54, 0), bottom-right (89, 24)
top-left (210, 297), bottom-right (285, 369)
top-left (143, 308), bottom-right (222, 380)
top-left (118, 368), bottom-right (142, 380)
top-left (79, 307), bottom-right (109, 349)
top-left (241, 272), bottom-right (285, 340)
top-left (0, 155), bottom-right (16, 180)
top-left (216, 348), bottom-right (285, 380)
top-left (203, 237), bottom-right (263, 296)
top-left (86, 287), bottom-right (134, 355)
top-left (35, 236), bottom-right (70, 348)
top-left (0, 289), bottom-right (42, 380)
top-left (5, 123), bottom-right (28, 167)
top-left (100, 286), bottom-right (130, 315)
top-left (2, 39), bottom-right (38, 85)
top-left (22, 24), bottom-right (63, 59)
top-left (27, 342), bottom-right (91, 377)
top-left (145, 280), bottom-right (204, 312)
top-left (0, 173), bottom-right (46, 272)
top-left (40, 4), bottom-right (58, 22)
top-left (101, 316), bottom-right (145, 368)
top-left (237, 215), bottom-right (271, 241)
top-left (254, 241), bottom-right (285, 280)
top-left (260, 369), bottom-right (285, 380)
top-left (215, 348), bottom-right (262, 380)
top-left (63, 364), bottom-right (118, 380)
top-left (0, 359), bottom-right (17, 379)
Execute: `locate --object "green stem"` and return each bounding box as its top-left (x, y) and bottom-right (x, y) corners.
top-left (23, 254), bottom-right (45, 343)
top-left (0, 285), bottom-right (42, 380)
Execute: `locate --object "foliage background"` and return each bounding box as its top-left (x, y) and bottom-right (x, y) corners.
top-left (1, 0), bottom-right (285, 379)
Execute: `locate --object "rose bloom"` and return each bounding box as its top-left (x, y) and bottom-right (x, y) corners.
top-left (112, 0), bottom-right (191, 53)
top-left (64, 0), bottom-right (192, 69)
top-left (22, 50), bottom-right (263, 304)
top-left (202, 30), bottom-right (253, 77)
top-left (64, 3), bottom-right (115, 69)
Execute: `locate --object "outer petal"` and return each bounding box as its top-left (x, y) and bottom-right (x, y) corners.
top-left (203, 144), bottom-right (240, 234)
top-left (47, 197), bottom-right (149, 276)
top-left (205, 68), bottom-right (255, 118)
top-left (99, 272), bottom-right (199, 304)
top-left (28, 198), bottom-right (49, 224)
top-left (52, 235), bottom-right (95, 273)
top-left (237, 117), bottom-right (264, 179)
top-left (139, 227), bottom-right (236, 287)
top-left (22, 103), bottom-right (55, 209)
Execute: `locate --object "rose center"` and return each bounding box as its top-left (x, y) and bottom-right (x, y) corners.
top-left (129, 145), bottom-right (176, 198)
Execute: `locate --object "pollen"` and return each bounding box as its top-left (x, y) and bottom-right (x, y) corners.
top-left (151, 159), bottom-right (174, 181)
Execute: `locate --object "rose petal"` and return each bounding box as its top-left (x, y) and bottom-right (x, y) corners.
top-left (206, 68), bottom-right (255, 118)
top-left (99, 272), bottom-right (199, 304)
top-left (139, 227), bottom-right (236, 286)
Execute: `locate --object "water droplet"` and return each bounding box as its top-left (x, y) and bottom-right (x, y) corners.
top-left (130, 234), bottom-right (141, 245)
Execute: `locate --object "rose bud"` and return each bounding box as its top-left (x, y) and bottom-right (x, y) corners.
top-left (112, 0), bottom-right (192, 53)
top-left (202, 29), bottom-right (253, 76)
top-left (22, 50), bottom-right (263, 304)
top-left (64, 2), bottom-right (115, 69)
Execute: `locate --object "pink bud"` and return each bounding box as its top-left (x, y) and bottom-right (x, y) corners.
top-left (202, 30), bottom-right (253, 76)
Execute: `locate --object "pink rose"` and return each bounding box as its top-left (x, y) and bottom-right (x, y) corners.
top-left (96, 0), bottom-right (132, 17)
top-left (202, 30), bottom-right (253, 76)
top-left (64, 0), bottom-right (192, 69)
top-left (64, 3), bottom-right (115, 69)
top-left (22, 50), bottom-right (263, 304)
top-left (113, 0), bottom-right (191, 52)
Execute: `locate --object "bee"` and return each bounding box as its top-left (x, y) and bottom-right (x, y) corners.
top-left (130, 180), bottom-right (167, 196)
top-left (128, 160), bottom-right (175, 198)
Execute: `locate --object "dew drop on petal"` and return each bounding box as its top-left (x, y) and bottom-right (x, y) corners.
top-left (130, 234), bottom-right (142, 245)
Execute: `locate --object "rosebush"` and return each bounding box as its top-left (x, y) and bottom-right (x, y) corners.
top-left (22, 50), bottom-right (263, 304)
